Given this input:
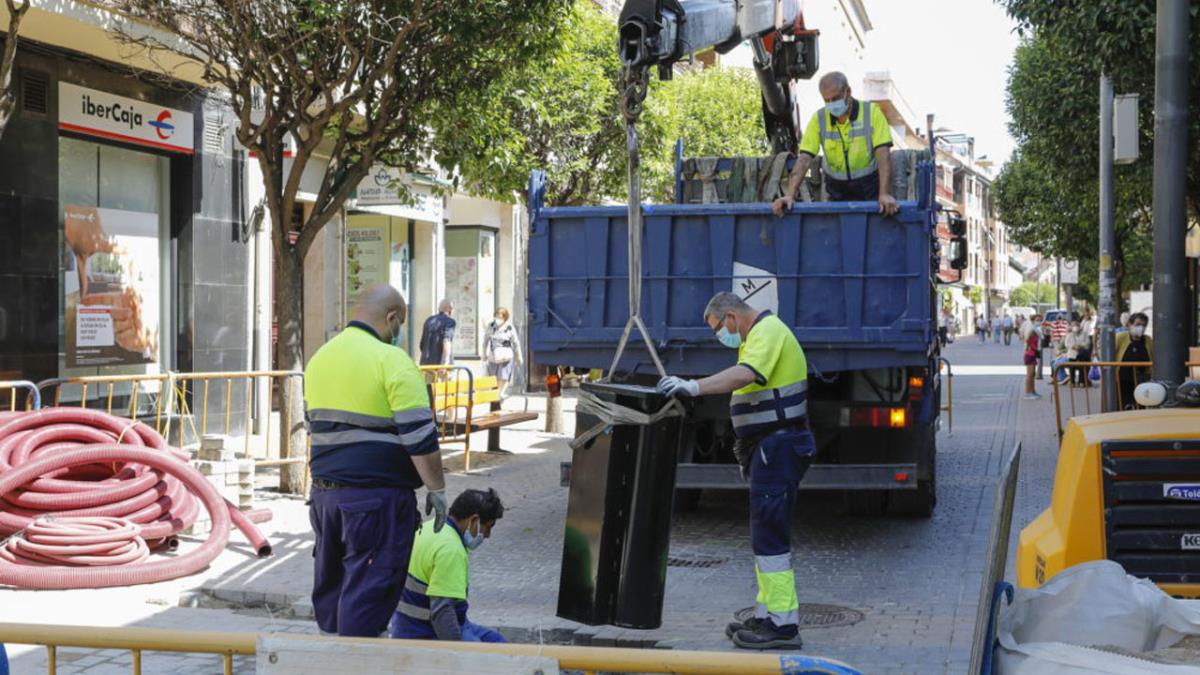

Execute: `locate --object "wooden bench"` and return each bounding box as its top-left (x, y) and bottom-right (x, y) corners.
top-left (427, 373), bottom-right (538, 470)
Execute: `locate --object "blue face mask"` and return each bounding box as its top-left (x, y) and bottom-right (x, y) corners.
top-left (463, 521), bottom-right (485, 552)
top-left (716, 325), bottom-right (742, 349)
top-left (826, 96), bottom-right (849, 118)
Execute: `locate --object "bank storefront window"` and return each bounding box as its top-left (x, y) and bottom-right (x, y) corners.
top-left (59, 137), bottom-right (172, 377)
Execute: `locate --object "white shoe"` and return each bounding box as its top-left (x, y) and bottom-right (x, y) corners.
top-left (1023, 393), bottom-right (1042, 400)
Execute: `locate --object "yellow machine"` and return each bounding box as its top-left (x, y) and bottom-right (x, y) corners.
top-left (1018, 408), bottom-right (1200, 596)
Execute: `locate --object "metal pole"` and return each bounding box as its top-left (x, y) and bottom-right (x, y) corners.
top-left (1098, 74), bottom-right (1118, 411)
top-left (1151, 0), bottom-right (1190, 385)
top-left (1056, 258), bottom-right (1062, 309)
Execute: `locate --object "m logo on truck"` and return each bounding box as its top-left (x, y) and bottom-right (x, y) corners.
top-left (1164, 484), bottom-right (1200, 500)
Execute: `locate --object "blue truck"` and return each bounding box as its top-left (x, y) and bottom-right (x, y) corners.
top-left (527, 152), bottom-right (956, 516)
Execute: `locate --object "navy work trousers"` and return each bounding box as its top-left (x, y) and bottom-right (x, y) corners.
top-left (310, 485), bottom-right (419, 637)
top-left (749, 427), bottom-right (815, 558)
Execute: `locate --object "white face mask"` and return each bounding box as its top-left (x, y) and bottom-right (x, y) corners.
top-left (1131, 325), bottom-right (1146, 338)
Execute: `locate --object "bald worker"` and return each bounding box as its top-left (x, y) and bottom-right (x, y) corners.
top-left (304, 284), bottom-right (449, 637)
top-left (772, 71), bottom-right (898, 216)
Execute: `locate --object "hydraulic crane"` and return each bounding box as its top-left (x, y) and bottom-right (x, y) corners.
top-left (617, 0), bottom-right (820, 153)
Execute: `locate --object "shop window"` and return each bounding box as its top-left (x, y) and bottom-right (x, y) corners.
top-left (445, 226), bottom-right (498, 359)
top-left (58, 137), bottom-right (172, 377)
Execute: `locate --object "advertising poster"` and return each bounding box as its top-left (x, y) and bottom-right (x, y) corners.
top-left (345, 226), bottom-right (388, 298)
top-left (446, 256), bottom-right (478, 357)
top-left (63, 206), bottom-right (160, 368)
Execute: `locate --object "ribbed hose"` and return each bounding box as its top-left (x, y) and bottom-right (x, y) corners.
top-left (0, 408), bottom-right (271, 589)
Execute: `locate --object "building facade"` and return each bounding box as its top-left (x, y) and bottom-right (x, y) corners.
top-left (0, 3), bottom-right (252, 429)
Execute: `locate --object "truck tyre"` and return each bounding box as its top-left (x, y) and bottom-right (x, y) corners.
top-left (888, 425), bottom-right (937, 517)
top-left (674, 489), bottom-right (703, 513)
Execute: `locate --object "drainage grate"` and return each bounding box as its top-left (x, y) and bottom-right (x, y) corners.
top-left (735, 604), bottom-right (865, 629)
top-left (666, 555), bottom-right (726, 569)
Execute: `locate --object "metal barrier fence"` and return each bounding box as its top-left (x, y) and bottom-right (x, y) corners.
top-left (0, 622), bottom-right (842, 675)
top-left (420, 365), bottom-right (479, 470)
top-left (35, 371), bottom-right (305, 468)
top-left (968, 443), bottom-right (1022, 675)
top-left (0, 380), bottom-right (41, 412)
top-left (938, 357), bottom-right (953, 433)
top-left (1051, 361), bottom-right (1200, 439)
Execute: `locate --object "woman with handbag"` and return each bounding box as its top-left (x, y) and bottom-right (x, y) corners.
top-left (484, 308), bottom-right (522, 399)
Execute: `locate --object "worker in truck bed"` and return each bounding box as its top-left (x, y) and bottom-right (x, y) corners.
top-left (771, 71), bottom-right (898, 216)
top-left (658, 292), bottom-right (813, 650)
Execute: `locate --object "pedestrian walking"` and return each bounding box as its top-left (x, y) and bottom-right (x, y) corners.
top-left (419, 299), bottom-right (456, 366)
top-left (1116, 313), bottom-right (1153, 409)
top-left (1022, 317), bottom-right (1041, 399)
top-left (303, 284), bottom-right (448, 637)
top-left (1002, 314), bottom-right (1014, 346)
top-left (1032, 314), bottom-right (1045, 379)
top-left (991, 315), bottom-right (1001, 344)
top-left (483, 308), bottom-right (522, 399)
top-left (976, 316), bottom-right (987, 344)
top-left (657, 293), bottom-right (812, 650)
top-left (390, 489), bottom-right (507, 643)
top-left (937, 308), bottom-right (949, 347)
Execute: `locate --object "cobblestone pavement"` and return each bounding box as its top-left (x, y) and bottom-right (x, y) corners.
top-left (1, 338), bottom-right (1067, 674)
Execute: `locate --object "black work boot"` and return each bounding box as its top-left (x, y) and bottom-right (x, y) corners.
top-left (725, 615), bottom-right (764, 639)
top-left (733, 618), bottom-right (803, 650)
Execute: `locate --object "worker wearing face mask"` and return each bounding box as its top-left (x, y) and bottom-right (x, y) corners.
top-left (1116, 312), bottom-right (1153, 409)
top-left (657, 292), bottom-right (813, 651)
top-left (304, 284), bottom-right (448, 637)
top-left (772, 71), bottom-right (898, 217)
top-left (390, 488), bottom-right (506, 643)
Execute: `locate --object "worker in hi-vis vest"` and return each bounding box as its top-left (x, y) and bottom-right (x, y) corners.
top-left (772, 70), bottom-right (898, 217)
top-left (658, 292), bottom-right (814, 650)
top-left (304, 283), bottom-right (448, 638)
top-left (390, 488), bottom-right (506, 642)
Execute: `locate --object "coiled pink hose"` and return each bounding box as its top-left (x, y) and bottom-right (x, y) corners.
top-left (0, 408), bottom-right (271, 589)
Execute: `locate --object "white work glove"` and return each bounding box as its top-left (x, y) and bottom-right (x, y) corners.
top-left (425, 489), bottom-right (448, 532)
top-left (657, 376), bottom-right (700, 398)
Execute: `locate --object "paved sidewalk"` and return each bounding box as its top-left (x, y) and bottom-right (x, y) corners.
top-left (1, 340), bottom-right (1070, 673)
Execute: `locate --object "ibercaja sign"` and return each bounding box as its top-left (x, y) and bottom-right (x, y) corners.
top-left (58, 82), bottom-right (194, 154)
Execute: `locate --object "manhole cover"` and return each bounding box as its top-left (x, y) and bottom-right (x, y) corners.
top-left (735, 604), bottom-right (864, 629)
top-left (666, 555), bottom-right (726, 569)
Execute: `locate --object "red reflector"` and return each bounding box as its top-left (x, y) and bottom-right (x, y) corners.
top-left (895, 471), bottom-right (910, 482)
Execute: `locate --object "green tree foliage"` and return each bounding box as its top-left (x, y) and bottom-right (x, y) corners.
top-left (432, 1), bottom-right (624, 206)
top-left (434, 2), bottom-right (771, 207)
top-left (995, 0), bottom-right (1198, 307)
top-left (644, 66), bottom-right (771, 202)
top-left (1010, 281), bottom-right (1058, 307)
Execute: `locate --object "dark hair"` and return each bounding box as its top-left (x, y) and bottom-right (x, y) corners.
top-left (1129, 312), bottom-right (1149, 325)
top-left (449, 488), bottom-right (504, 523)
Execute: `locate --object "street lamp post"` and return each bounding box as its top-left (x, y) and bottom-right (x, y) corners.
top-left (1098, 74), bottom-right (1118, 411)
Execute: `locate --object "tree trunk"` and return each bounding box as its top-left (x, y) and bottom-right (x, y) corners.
top-left (274, 250), bottom-right (308, 495)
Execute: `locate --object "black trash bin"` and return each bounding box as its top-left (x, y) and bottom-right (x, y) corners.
top-left (556, 382), bottom-right (682, 629)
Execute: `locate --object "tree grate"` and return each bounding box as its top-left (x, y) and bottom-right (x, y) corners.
top-left (666, 555), bottom-right (726, 569)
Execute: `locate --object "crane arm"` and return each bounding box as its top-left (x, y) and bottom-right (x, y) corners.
top-left (618, 0), bottom-right (819, 153)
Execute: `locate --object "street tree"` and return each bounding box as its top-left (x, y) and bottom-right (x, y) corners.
top-left (1010, 281), bottom-right (1057, 308)
top-left (116, 0), bottom-right (567, 491)
top-left (644, 65), bottom-right (772, 202)
top-left (994, 31), bottom-right (1155, 310)
top-left (432, 1), bottom-right (624, 207)
top-left (0, 0), bottom-right (30, 141)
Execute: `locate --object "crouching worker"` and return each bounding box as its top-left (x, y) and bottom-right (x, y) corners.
top-left (389, 489), bottom-right (506, 642)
